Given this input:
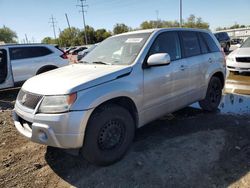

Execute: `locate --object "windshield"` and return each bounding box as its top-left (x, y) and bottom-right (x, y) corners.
top-left (241, 37), bottom-right (250, 48)
top-left (82, 32), bottom-right (151, 65)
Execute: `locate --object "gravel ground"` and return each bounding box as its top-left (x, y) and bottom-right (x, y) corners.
top-left (0, 89), bottom-right (249, 188)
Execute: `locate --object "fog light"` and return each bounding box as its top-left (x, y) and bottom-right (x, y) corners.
top-left (38, 130), bottom-right (48, 142)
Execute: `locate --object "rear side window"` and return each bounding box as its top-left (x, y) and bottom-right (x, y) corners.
top-left (148, 31), bottom-right (181, 61)
top-left (181, 31), bottom-right (201, 57)
top-left (201, 33), bottom-right (220, 52)
top-left (10, 46), bottom-right (52, 60)
top-left (198, 33), bottom-right (209, 54)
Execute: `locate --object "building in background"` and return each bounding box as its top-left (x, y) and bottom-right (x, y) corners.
top-left (219, 28), bottom-right (250, 41)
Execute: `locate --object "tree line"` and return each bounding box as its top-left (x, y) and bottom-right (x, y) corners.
top-left (1, 14), bottom-right (248, 46)
top-left (43, 14), bottom-right (210, 47)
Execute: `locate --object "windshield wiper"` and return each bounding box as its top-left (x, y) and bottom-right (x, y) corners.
top-left (92, 61), bottom-right (112, 65)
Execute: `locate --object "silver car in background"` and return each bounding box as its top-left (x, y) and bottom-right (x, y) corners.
top-left (13, 28), bottom-right (226, 165)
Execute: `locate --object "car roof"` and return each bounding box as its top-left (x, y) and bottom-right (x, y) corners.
top-left (0, 43), bottom-right (55, 48)
top-left (114, 27), bottom-right (211, 37)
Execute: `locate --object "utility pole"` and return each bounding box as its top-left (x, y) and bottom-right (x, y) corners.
top-left (77, 0), bottom-right (88, 44)
top-left (156, 10), bottom-right (159, 28)
top-left (25, 34), bottom-right (28, 43)
top-left (49, 15), bottom-right (57, 39)
top-left (180, 0), bottom-right (183, 27)
top-left (65, 13), bottom-right (72, 31)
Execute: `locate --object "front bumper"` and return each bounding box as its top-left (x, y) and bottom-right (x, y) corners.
top-left (227, 60), bottom-right (250, 72)
top-left (13, 103), bottom-right (92, 149)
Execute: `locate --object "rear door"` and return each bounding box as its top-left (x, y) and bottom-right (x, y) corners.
top-left (0, 48), bottom-right (14, 89)
top-left (9, 46), bottom-right (53, 83)
top-left (179, 31), bottom-right (205, 101)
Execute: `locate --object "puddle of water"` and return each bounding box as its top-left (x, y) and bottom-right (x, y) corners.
top-left (224, 72), bottom-right (250, 95)
top-left (191, 93), bottom-right (250, 115)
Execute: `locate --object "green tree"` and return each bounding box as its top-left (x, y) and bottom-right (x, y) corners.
top-left (41, 37), bottom-right (55, 44)
top-left (113, 23), bottom-right (130, 34)
top-left (0, 26), bottom-right (17, 43)
top-left (183, 14), bottom-right (209, 29)
top-left (95, 29), bottom-right (111, 43)
top-left (79, 25), bottom-right (96, 44)
top-left (59, 27), bottom-right (81, 46)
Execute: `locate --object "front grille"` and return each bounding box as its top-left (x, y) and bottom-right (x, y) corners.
top-left (236, 57), bottom-right (250, 63)
top-left (17, 90), bottom-right (43, 109)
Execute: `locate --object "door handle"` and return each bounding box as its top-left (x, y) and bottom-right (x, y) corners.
top-left (180, 65), bottom-right (187, 71)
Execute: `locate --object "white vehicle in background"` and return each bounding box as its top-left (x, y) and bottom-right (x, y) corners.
top-left (227, 37), bottom-right (250, 74)
top-left (0, 44), bottom-right (69, 90)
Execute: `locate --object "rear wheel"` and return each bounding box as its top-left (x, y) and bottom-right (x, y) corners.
top-left (81, 104), bottom-right (135, 166)
top-left (199, 77), bottom-right (222, 112)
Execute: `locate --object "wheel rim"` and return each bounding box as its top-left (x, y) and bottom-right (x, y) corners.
top-left (209, 81), bottom-right (221, 105)
top-left (98, 119), bottom-right (125, 151)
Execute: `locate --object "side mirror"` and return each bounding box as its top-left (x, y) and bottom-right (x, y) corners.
top-left (147, 53), bottom-right (171, 67)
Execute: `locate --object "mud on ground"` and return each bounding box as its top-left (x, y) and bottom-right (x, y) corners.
top-left (0, 89), bottom-right (249, 188)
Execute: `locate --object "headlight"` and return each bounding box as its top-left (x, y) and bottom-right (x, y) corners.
top-left (227, 56), bottom-right (235, 62)
top-left (38, 93), bottom-right (77, 113)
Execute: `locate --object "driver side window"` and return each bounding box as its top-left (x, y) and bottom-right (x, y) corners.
top-left (148, 32), bottom-right (181, 61)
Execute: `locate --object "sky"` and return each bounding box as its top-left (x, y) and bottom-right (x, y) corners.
top-left (0, 0), bottom-right (250, 43)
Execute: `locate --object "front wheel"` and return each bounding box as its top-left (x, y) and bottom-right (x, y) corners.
top-left (199, 77), bottom-right (222, 112)
top-left (81, 104), bottom-right (135, 166)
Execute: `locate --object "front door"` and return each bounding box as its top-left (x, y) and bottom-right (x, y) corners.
top-left (142, 31), bottom-right (190, 123)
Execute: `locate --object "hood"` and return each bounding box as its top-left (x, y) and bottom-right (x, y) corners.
top-left (230, 47), bottom-right (250, 57)
top-left (22, 64), bottom-right (132, 95)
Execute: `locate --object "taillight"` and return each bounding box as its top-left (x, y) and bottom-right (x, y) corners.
top-left (60, 53), bottom-right (68, 59)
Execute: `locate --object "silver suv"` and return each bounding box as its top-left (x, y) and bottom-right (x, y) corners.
top-left (0, 44), bottom-right (68, 90)
top-left (13, 28), bottom-right (226, 165)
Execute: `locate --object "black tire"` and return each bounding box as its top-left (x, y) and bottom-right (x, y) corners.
top-left (199, 77), bottom-right (222, 112)
top-left (224, 43), bottom-right (230, 52)
top-left (81, 104), bottom-right (135, 166)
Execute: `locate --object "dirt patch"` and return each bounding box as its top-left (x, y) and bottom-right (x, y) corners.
top-left (0, 90), bottom-right (249, 188)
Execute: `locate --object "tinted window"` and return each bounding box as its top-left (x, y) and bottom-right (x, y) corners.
top-left (181, 31), bottom-right (201, 57)
top-left (198, 33), bottom-right (209, 54)
top-left (10, 46), bottom-right (52, 60)
top-left (201, 33), bottom-right (220, 52)
top-left (148, 32), bottom-right (181, 61)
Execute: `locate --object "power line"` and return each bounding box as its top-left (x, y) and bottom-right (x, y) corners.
top-left (49, 15), bottom-right (57, 39)
top-left (77, 0), bottom-right (88, 44)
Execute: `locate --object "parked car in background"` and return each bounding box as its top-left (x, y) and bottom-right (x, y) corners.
top-left (227, 37), bottom-right (250, 74)
top-left (77, 44), bottom-right (98, 61)
top-left (65, 47), bottom-right (76, 55)
top-left (71, 46), bottom-right (88, 55)
top-left (0, 44), bottom-right (68, 90)
top-left (13, 28), bottom-right (225, 166)
top-left (214, 32), bottom-right (231, 52)
top-left (231, 38), bottom-right (244, 45)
